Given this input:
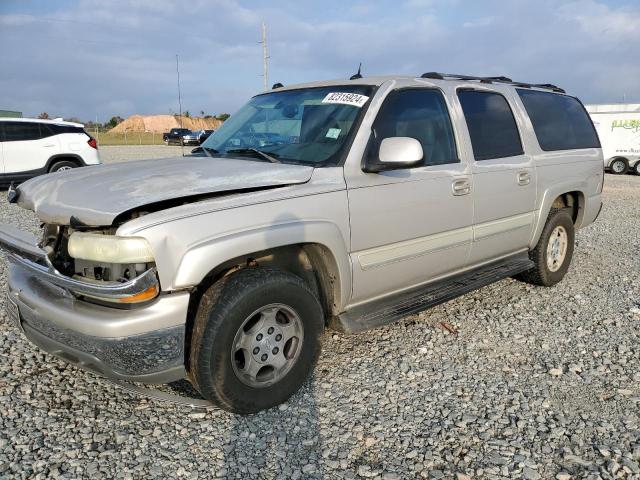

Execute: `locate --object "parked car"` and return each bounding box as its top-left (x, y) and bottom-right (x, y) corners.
top-left (0, 73), bottom-right (603, 414)
top-left (0, 118), bottom-right (100, 187)
top-left (162, 128), bottom-right (192, 145)
top-left (181, 130), bottom-right (201, 146)
top-left (198, 129), bottom-right (215, 144)
top-left (586, 103), bottom-right (640, 175)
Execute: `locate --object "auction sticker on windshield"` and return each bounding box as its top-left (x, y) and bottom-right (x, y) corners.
top-left (322, 92), bottom-right (370, 108)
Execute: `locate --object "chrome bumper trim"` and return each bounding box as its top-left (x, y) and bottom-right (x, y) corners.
top-left (0, 223), bottom-right (158, 299)
top-left (9, 254), bottom-right (159, 299)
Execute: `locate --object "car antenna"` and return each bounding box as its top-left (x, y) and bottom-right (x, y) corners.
top-left (350, 63), bottom-right (363, 80)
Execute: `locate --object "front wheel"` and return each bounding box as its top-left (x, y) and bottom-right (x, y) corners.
top-left (189, 267), bottom-right (324, 414)
top-left (634, 162), bottom-right (640, 175)
top-left (517, 208), bottom-right (575, 287)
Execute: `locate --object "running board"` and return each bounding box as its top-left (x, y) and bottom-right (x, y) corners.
top-left (333, 253), bottom-right (533, 333)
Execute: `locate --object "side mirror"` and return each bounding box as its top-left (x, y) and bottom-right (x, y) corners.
top-left (364, 137), bottom-right (424, 173)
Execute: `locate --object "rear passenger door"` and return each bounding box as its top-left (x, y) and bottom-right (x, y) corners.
top-left (1, 121), bottom-right (58, 174)
top-left (457, 88), bottom-right (537, 265)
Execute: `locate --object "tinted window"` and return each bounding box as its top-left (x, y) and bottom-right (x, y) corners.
top-left (49, 124), bottom-right (85, 135)
top-left (40, 123), bottom-right (55, 138)
top-left (517, 89), bottom-right (600, 151)
top-left (2, 122), bottom-right (42, 142)
top-left (458, 90), bottom-right (523, 160)
top-left (370, 89), bottom-right (458, 166)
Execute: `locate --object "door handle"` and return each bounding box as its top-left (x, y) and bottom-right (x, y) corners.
top-left (517, 171), bottom-right (530, 186)
top-left (452, 179), bottom-right (471, 196)
top-left (43, 144), bottom-right (56, 147)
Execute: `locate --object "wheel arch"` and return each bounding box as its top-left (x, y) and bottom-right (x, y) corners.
top-left (182, 241), bottom-right (345, 372)
top-left (530, 188), bottom-right (585, 248)
top-left (46, 154), bottom-right (86, 172)
top-left (171, 221), bottom-right (351, 310)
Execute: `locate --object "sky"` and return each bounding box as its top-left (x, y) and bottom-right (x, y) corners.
top-left (1, 0), bottom-right (639, 122)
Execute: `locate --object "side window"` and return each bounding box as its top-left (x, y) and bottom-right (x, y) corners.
top-left (39, 123), bottom-right (55, 138)
top-left (370, 89), bottom-right (458, 166)
top-left (517, 89), bottom-right (600, 151)
top-left (2, 122), bottom-right (42, 142)
top-left (457, 90), bottom-right (523, 160)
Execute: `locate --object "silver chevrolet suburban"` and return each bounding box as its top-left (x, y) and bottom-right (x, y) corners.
top-left (0, 73), bottom-right (604, 413)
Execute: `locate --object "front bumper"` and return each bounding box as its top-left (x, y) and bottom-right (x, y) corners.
top-left (1, 225), bottom-right (190, 383)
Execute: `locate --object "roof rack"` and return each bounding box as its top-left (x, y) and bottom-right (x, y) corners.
top-left (419, 72), bottom-right (565, 93)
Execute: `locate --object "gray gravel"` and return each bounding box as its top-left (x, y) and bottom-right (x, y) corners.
top-left (1, 153), bottom-right (639, 479)
top-left (99, 145), bottom-right (186, 164)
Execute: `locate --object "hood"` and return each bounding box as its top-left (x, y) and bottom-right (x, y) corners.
top-left (15, 156), bottom-right (314, 226)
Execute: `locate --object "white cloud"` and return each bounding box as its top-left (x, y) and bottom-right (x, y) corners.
top-left (0, 0), bottom-right (639, 120)
top-left (463, 16), bottom-right (496, 28)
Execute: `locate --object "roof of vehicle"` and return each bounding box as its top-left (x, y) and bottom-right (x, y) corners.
top-left (269, 73), bottom-right (567, 95)
top-left (585, 103), bottom-right (640, 114)
top-left (0, 117), bottom-right (84, 127)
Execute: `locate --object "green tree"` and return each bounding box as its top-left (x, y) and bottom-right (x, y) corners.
top-left (106, 116), bottom-right (124, 128)
top-left (216, 113), bottom-right (230, 121)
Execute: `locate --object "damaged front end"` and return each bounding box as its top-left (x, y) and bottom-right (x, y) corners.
top-left (1, 223), bottom-right (159, 305)
top-left (0, 223), bottom-right (189, 384)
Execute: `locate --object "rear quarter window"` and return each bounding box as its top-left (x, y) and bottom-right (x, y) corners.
top-left (517, 89), bottom-right (600, 151)
top-left (50, 124), bottom-right (86, 135)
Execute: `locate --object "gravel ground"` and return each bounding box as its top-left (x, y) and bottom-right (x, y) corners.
top-left (1, 154), bottom-right (639, 479)
top-left (98, 145), bottom-right (186, 164)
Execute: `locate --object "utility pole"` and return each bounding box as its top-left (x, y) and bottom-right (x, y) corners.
top-left (176, 54), bottom-right (183, 127)
top-left (260, 22), bottom-right (269, 91)
top-left (176, 54), bottom-right (184, 156)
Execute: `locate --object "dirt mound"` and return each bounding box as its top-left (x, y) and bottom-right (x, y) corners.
top-left (110, 115), bottom-right (222, 133)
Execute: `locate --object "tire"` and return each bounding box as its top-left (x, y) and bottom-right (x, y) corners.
top-left (634, 162), bottom-right (640, 175)
top-left (189, 267), bottom-right (324, 414)
top-left (609, 158), bottom-right (628, 175)
top-left (517, 208), bottom-right (575, 287)
top-left (48, 160), bottom-right (78, 173)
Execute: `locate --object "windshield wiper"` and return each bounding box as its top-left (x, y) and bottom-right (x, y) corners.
top-left (202, 146), bottom-right (220, 157)
top-left (226, 148), bottom-right (281, 164)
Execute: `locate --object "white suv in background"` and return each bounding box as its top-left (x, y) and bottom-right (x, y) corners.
top-left (0, 118), bottom-right (101, 187)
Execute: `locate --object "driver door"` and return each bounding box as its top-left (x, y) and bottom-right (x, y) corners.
top-left (346, 88), bottom-right (473, 304)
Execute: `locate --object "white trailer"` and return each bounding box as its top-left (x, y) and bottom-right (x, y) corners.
top-left (586, 103), bottom-right (640, 174)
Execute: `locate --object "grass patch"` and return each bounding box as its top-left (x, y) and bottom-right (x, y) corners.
top-left (95, 131), bottom-right (166, 146)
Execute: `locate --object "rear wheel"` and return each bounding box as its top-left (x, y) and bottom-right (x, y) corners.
top-left (609, 158), bottom-right (628, 175)
top-left (49, 160), bottom-right (78, 173)
top-left (634, 162), bottom-right (640, 175)
top-left (189, 267), bottom-right (324, 414)
top-left (517, 208), bottom-right (575, 287)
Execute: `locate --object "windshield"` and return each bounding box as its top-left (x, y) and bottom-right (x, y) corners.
top-left (201, 85), bottom-right (374, 166)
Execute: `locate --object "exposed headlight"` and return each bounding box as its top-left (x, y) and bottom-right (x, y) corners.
top-left (68, 232), bottom-right (154, 263)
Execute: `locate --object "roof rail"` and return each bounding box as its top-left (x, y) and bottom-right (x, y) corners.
top-left (419, 72), bottom-right (565, 93)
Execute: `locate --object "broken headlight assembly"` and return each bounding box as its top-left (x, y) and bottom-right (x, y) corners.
top-left (67, 232), bottom-right (159, 304)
